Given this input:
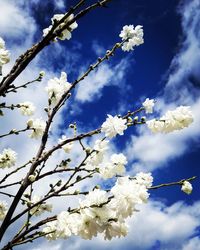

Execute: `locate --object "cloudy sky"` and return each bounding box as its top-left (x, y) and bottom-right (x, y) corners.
top-left (0, 0), bottom-right (200, 249)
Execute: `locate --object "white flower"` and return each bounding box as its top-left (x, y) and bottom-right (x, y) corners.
top-left (99, 162), bottom-right (116, 179)
top-left (77, 211), bottom-right (100, 239)
top-left (43, 13), bottom-right (78, 41)
top-left (110, 176), bottom-right (151, 218)
top-left (111, 153), bottom-right (127, 174)
top-left (26, 195), bottom-right (52, 216)
top-left (56, 211), bottom-right (73, 238)
top-left (42, 221), bottom-right (57, 240)
top-left (19, 102), bottom-right (36, 116)
top-left (147, 106), bottom-right (193, 133)
top-left (0, 148), bottom-right (17, 169)
top-left (120, 25), bottom-right (144, 52)
top-left (181, 181), bottom-right (193, 195)
top-left (111, 153), bottom-right (127, 167)
top-left (27, 118), bottom-right (46, 139)
top-left (58, 135), bottom-right (73, 153)
top-left (0, 48), bottom-right (10, 66)
top-left (43, 212), bottom-right (81, 240)
top-left (45, 72), bottom-right (71, 105)
top-left (142, 98), bottom-right (155, 114)
top-left (119, 25), bottom-right (135, 40)
top-left (86, 152), bottom-right (104, 168)
top-left (94, 139), bottom-right (109, 152)
top-left (104, 220), bottom-right (128, 240)
top-left (0, 37), bottom-right (10, 67)
top-left (146, 119), bottom-right (165, 133)
top-left (99, 153), bottom-right (127, 179)
top-left (135, 172), bottom-right (153, 188)
top-left (79, 189), bottom-right (108, 208)
top-left (101, 115), bottom-right (127, 138)
top-left (0, 201), bottom-right (8, 220)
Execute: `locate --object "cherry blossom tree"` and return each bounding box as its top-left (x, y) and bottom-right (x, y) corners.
top-left (0, 0), bottom-right (196, 249)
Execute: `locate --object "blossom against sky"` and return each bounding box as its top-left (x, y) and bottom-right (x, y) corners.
top-left (0, 0), bottom-right (200, 249)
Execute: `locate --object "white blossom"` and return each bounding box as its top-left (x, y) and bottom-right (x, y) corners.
top-left (146, 119), bottom-right (165, 133)
top-left (19, 101), bottom-right (36, 116)
top-left (27, 118), bottom-right (46, 139)
top-left (111, 153), bottom-right (127, 168)
top-left (43, 172), bottom-right (153, 241)
top-left (58, 135), bottom-right (73, 153)
top-left (56, 211), bottom-right (73, 238)
top-left (147, 106), bottom-right (193, 133)
top-left (43, 13), bottom-right (78, 41)
top-left (45, 72), bottom-right (71, 105)
top-left (42, 221), bottom-right (57, 240)
top-left (0, 49), bottom-right (10, 66)
top-left (99, 153), bottom-right (127, 179)
top-left (142, 98), bottom-right (155, 114)
top-left (0, 148), bottom-right (17, 169)
top-left (0, 201), bottom-right (8, 220)
top-left (119, 25), bottom-right (144, 52)
top-left (25, 195), bottom-right (52, 216)
top-left (94, 139), bottom-right (109, 152)
top-left (135, 172), bottom-right (153, 188)
top-left (104, 220), bottom-right (128, 240)
top-left (101, 115), bottom-right (127, 138)
top-left (99, 162), bottom-right (117, 179)
top-left (0, 37), bottom-right (10, 67)
top-left (76, 211), bottom-right (100, 239)
top-left (110, 176), bottom-right (151, 218)
top-left (86, 151), bottom-right (104, 169)
top-left (181, 181), bottom-right (193, 195)
top-left (79, 189), bottom-right (108, 208)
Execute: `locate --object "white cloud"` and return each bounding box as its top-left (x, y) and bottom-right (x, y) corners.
top-left (0, 0), bottom-right (36, 38)
top-left (182, 237), bottom-right (200, 250)
top-left (75, 58), bottom-right (130, 103)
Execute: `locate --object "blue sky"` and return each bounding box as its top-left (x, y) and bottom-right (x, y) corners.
top-left (0, 0), bottom-right (200, 249)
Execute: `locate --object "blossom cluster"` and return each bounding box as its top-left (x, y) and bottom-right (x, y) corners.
top-left (43, 14), bottom-right (78, 41)
top-left (27, 118), bottom-right (46, 139)
top-left (45, 72), bottom-right (72, 105)
top-left (99, 153), bottom-right (127, 179)
top-left (83, 139), bottom-right (128, 179)
top-left (19, 102), bottom-right (36, 116)
top-left (0, 37), bottom-right (10, 70)
top-left (0, 148), bottom-right (17, 169)
top-left (119, 25), bottom-right (144, 52)
top-left (24, 195), bottom-right (52, 216)
top-left (146, 106), bottom-right (193, 133)
top-left (43, 173), bottom-right (153, 240)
